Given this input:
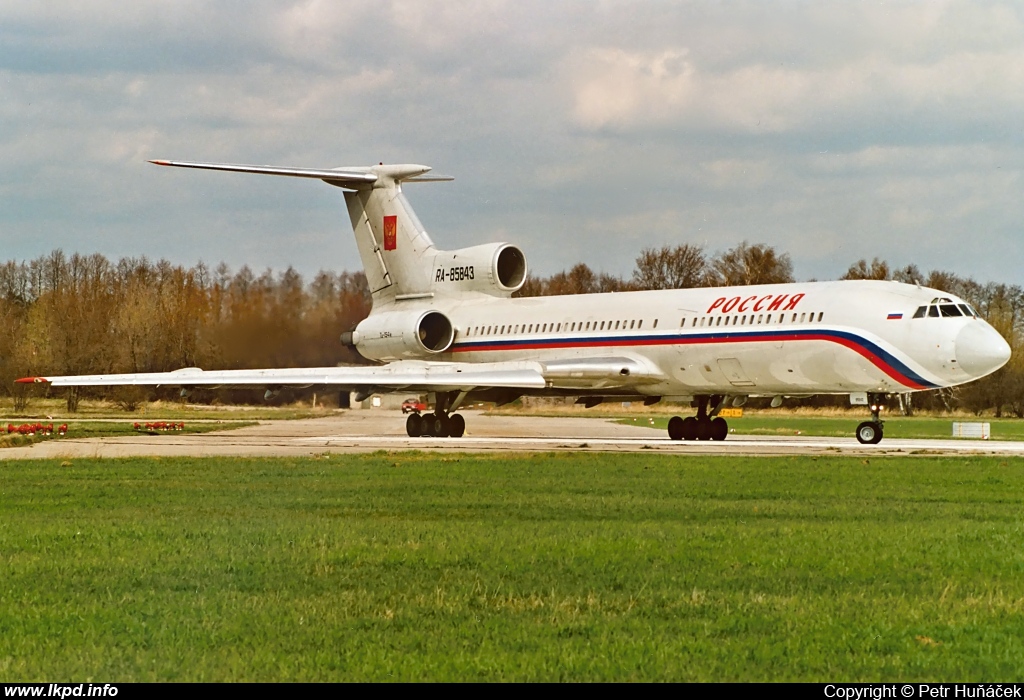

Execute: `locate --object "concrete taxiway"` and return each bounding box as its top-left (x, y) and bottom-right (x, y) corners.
top-left (2, 411), bottom-right (1024, 459)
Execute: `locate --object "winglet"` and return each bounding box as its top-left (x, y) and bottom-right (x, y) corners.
top-left (15, 377), bottom-right (49, 384)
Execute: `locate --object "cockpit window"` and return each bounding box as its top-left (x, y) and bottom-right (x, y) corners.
top-left (913, 306), bottom-right (927, 319)
top-left (940, 304), bottom-right (963, 317)
top-left (958, 304), bottom-right (976, 318)
top-left (927, 306), bottom-right (940, 318)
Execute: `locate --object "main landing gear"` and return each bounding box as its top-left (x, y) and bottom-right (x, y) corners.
top-left (855, 393), bottom-right (886, 445)
top-left (667, 395), bottom-right (728, 441)
top-left (405, 392), bottom-right (466, 438)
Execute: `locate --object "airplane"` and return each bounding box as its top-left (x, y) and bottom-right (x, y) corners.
top-left (17, 160), bottom-right (1012, 444)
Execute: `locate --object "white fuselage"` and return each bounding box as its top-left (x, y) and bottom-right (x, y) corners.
top-left (356, 279), bottom-right (1010, 398)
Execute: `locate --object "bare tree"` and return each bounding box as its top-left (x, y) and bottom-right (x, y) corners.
top-left (632, 244), bottom-right (709, 290)
top-left (710, 242), bottom-right (794, 286)
top-left (842, 258), bottom-right (891, 280)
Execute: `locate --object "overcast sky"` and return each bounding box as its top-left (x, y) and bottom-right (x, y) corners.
top-left (1, 1), bottom-right (1021, 284)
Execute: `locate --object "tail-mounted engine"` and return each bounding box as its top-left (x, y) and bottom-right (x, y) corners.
top-left (431, 243), bottom-right (527, 297)
top-left (346, 309), bottom-right (455, 361)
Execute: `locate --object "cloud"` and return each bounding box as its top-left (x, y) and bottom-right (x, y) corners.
top-left (0, 0), bottom-right (1021, 286)
top-left (567, 46), bottom-right (1024, 136)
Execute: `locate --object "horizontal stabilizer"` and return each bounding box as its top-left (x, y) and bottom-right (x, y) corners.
top-left (149, 160), bottom-right (378, 186)
top-left (149, 160), bottom-right (453, 186)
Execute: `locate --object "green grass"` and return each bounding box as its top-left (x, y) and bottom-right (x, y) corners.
top-left (3, 452), bottom-right (1024, 681)
top-left (618, 414), bottom-right (1024, 440)
top-left (0, 421), bottom-right (256, 448)
top-left (0, 397), bottom-right (327, 421)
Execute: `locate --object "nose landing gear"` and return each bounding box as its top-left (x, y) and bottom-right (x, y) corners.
top-left (855, 393), bottom-right (886, 444)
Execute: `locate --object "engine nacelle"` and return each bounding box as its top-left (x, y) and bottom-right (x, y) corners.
top-left (351, 309), bottom-right (455, 361)
top-left (431, 243), bottom-right (527, 297)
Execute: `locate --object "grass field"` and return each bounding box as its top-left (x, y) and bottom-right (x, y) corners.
top-left (0, 397), bottom-right (325, 422)
top-left (0, 421), bottom-right (256, 449)
top-left (618, 414), bottom-right (1024, 441)
top-left (3, 452), bottom-right (1024, 681)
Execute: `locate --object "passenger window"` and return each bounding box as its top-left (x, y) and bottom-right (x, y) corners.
top-left (940, 305), bottom-right (962, 317)
top-left (557, 323), bottom-right (561, 332)
top-left (615, 321), bottom-right (620, 330)
top-left (630, 320), bottom-right (636, 329)
top-left (913, 306), bottom-right (927, 319)
top-left (653, 319), bottom-right (658, 328)
top-left (692, 318), bottom-right (698, 327)
top-left (792, 313), bottom-right (797, 322)
top-left (638, 320), bottom-right (643, 329)
top-left (817, 312), bottom-right (823, 322)
top-left (715, 317), bottom-right (722, 326)
top-left (928, 306), bottom-right (940, 318)
top-left (800, 313), bottom-right (806, 322)
top-left (680, 318), bottom-right (685, 327)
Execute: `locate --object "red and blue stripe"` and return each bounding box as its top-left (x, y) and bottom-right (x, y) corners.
top-left (452, 328), bottom-right (939, 390)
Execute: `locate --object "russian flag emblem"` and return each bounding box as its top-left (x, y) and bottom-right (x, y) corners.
top-left (887, 312), bottom-right (903, 320)
top-left (383, 215), bottom-right (397, 251)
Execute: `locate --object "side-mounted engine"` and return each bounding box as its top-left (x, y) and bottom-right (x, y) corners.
top-left (344, 309), bottom-right (455, 362)
top-left (430, 243), bottom-right (527, 297)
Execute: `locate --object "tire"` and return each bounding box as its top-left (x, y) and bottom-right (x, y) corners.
top-left (430, 415), bottom-right (450, 438)
top-left (696, 418), bottom-right (712, 441)
top-left (856, 421), bottom-right (883, 445)
top-left (448, 413), bottom-right (466, 438)
top-left (668, 416), bottom-right (684, 440)
top-left (710, 417), bottom-right (728, 441)
top-left (681, 416), bottom-right (698, 441)
top-left (405, 413), bottom-right (422, 437)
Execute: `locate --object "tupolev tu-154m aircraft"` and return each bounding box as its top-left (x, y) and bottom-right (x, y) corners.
top-left (18, 160), bottom-right (1012, 444)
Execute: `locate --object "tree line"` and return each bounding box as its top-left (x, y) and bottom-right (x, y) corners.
top-left (1, 243), bottom-right (1021, 415)
top-left (0, 251), bottom-right (370, 409)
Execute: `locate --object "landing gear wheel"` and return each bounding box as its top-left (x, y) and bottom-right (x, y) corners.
top-left (856, 421), bottom-right (883, 445)
top-left (710, 417), bottom-right (728, 441)
top-left (428, 414), bottom-right (450, 438)
top-left (448, 413), bottom-right (466, 438)
top-left (668, 416), bottom-right (684, 440)
top-left (681, 416), bottom-right (698, 441)
top-left (696, 418), bottom-right (712, 441)
top-left (405, 413), bottom-right (422, 437)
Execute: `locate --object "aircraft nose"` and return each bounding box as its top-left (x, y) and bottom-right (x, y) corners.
top-left (956, 322), bottom-right (1012, 377)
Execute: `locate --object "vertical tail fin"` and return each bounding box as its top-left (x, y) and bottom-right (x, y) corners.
top-left (340, 165), bottom-right (451, 304)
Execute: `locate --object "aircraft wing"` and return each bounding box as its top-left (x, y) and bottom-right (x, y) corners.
top-left (16, 357), bottom-right (663, 393)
